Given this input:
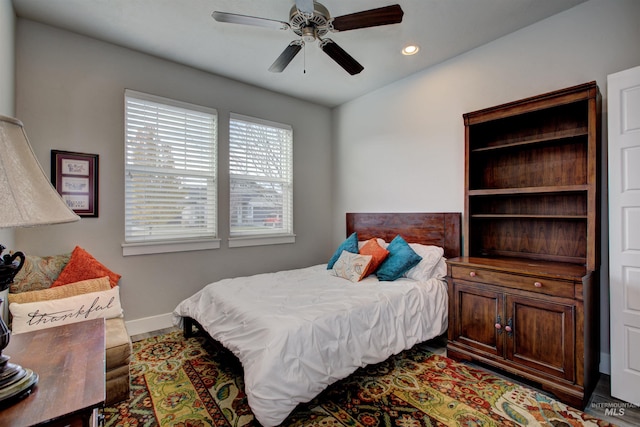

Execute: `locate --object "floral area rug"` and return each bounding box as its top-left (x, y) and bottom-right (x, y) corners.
top-left (102, 331), bottom-right (615, 427)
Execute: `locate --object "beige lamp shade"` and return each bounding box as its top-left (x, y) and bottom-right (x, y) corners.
top-left (0, 115), bottom-right (80, 228)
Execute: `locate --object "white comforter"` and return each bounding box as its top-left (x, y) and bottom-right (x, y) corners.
top-left (172, 264), bottom-right (448, 427)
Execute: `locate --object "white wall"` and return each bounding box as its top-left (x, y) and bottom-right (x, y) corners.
top-left (332, 0), bottom-right (640, 373)
top-left (14, 20), bottom-right (333, 331)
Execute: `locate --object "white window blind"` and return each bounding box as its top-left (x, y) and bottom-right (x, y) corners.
top-left (124, 90), bottom-right (217, 248)
top-left (229, 113), bottom-right (293, 239)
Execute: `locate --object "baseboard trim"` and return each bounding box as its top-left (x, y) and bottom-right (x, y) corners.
top-left (125, 312), bottom-right (174, 336)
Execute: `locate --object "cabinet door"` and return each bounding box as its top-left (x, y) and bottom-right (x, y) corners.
top-left (451, 281), bottom-right (504, 358)
top-left (505, 294), bottom-right (575, 382)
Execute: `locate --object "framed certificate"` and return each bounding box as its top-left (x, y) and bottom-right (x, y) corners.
top-left (51, 150), bottom-right (99, 217)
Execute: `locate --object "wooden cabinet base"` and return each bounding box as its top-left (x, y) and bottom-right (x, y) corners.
top-left (446, 256), bottom-right (599, 411)
top-left (446, 344), bottom-right (595, 410)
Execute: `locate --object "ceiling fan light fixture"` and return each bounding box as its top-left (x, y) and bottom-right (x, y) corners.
top-left (401, 44), bottom-right (420, 55)
top-left (301, 26), bottom-right (316, 42)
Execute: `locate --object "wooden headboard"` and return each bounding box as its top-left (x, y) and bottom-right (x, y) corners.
top-left (346, 212), bottom-right (461, 259)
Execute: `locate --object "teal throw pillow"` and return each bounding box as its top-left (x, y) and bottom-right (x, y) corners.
top-left (376, 235), bottom-right (422, 281)
top-left (327, 232), bottom-right (359, 269)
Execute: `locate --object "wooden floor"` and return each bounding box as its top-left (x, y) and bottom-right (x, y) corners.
top-left (131, 328), bottom-right (640, 426)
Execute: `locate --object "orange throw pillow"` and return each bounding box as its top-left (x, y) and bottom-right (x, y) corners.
top-left (359, 238), bottom-right (389, 277)
top-left (51, 246), bottom-right (121, 288)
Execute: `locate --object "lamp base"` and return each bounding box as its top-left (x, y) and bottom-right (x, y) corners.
top-left (0, 361), bottom-right (38, 406)
top-left (0, 246), bottom-right (39, 406)
top-left (0, 296), bottom-right (38, 407)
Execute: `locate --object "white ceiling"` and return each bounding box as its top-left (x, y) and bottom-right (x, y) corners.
top-left (12, 0), bottom-right (588, 107)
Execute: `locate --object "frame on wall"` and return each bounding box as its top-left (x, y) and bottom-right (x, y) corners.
top-left (51, 150), bottom-right (99, 217)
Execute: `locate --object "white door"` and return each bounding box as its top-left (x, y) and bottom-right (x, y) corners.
top-left (609, 65), bottom-right (640, 405)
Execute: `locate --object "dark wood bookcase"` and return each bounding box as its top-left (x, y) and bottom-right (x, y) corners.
top-left (446, 82), bottom-right (601, 408)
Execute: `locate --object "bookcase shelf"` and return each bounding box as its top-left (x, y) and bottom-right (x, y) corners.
top-left (471, 128), bottom-right (588, 153)
top-left (468, 185), bottom-right (589, 195)
top-left (471, 214), bottom-right (588, 219)
top-left (463, 82), bottom-right (599, 267)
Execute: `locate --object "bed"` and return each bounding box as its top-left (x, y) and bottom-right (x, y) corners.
top-left (173, 212), bottom-right (461, 427)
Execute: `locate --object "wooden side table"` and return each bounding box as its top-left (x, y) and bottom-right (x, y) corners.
top-left (0, 318), bottom-right (106, 427)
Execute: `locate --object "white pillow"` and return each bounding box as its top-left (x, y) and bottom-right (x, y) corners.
top-left (332, 250), bottom-right (373, 282)
top-left (404, 244), bottom-right (445, 281)
top-left (431, 257), bottom-right (448, 280)
top-left (10, 286), bottom-right (123, 334)
top-left (358, 238), bottom-right (388, 250)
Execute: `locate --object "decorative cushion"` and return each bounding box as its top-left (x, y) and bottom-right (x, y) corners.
top-left (359, 238), bottom-right (389, 277)
top-left (332, 250), bottom-right (372, 282)
top-left (376, 235), bottom-right (423, 281)
top-left (327, 232), bottom-right (359, 269)
top-left (51, 246), bottom-right (121, 288)
top-left (106, 317), bottom-right (132, 369)
top-left (8, 276), bottom-right (111, 305)
top-left (9, 286), bottom-right (124, 334)
top-left (404, 244), bottom-right (445, 282)
top-left (104, 316), bottom-right (133, 404)
top-left (9, 253), bottom-right (71, 293)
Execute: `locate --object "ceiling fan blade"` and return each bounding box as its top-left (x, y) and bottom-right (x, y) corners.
top-left (295, 0), bottom-right (314, 15)
top-left (212, 11), bottom-right (290, 31)
top-left (269, 41), bottom-right (304, 73)
top-left (331, 4), bottom-right (403, 32)
top-left (319, 39), bottom-right (364, 75)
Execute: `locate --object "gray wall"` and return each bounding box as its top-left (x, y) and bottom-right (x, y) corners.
top-left (332, 0), bottom-right (640, 374)
top-left (14, 20), bottom-right (333, 331)
top-left (0, 0), bottom-right (14, 116)
top-left (0, 0), bottom-right (15, 321)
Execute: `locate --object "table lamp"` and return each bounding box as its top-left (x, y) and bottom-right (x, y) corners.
top-left (0, 114), bottom-right (80, 405)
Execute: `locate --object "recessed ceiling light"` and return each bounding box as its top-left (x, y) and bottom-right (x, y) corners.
top-left (401, 45), bottom-right (420, 56)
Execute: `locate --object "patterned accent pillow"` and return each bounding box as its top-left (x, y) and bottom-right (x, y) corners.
top-left (332, 250), bottom-right (372, 282)
top-left (376, 235), bottom-right (422, 281)
top-left (359, 238), bottom-right (389, 277)
top-left (10, 253), bottom-right (71, 293)
top-left (8, 276), bottom-right (111, 305)
top-left (327, 232), bottom-right (359, 269)
top-left (51, 246), bottom-right (121, 288)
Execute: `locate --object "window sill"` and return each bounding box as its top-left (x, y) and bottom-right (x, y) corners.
top-left (122, 238), bottom-right (221, 256)
top-left (228, 234), bottom-right (296, 248)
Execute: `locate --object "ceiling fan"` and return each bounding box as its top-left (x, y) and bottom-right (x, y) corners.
top-left (212, 0), bottom-right (404, 75)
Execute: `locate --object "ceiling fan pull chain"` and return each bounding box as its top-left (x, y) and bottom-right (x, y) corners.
top-left (303, 42), bottom-right (306, 74)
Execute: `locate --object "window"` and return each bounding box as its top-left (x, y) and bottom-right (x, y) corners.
top-left (229, 113), bottom-right (294, 247)
top-left (123, 90), bottom-right (218, 255)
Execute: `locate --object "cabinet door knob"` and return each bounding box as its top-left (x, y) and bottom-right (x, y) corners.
top-left (469, 271), bottom-right (477, 277)
top-left (494, 323), bottom-right (502, 329)
top-left (534, 281), bottom-right (542, 288)
top-left (504, 325), bottom-right (512, 332)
